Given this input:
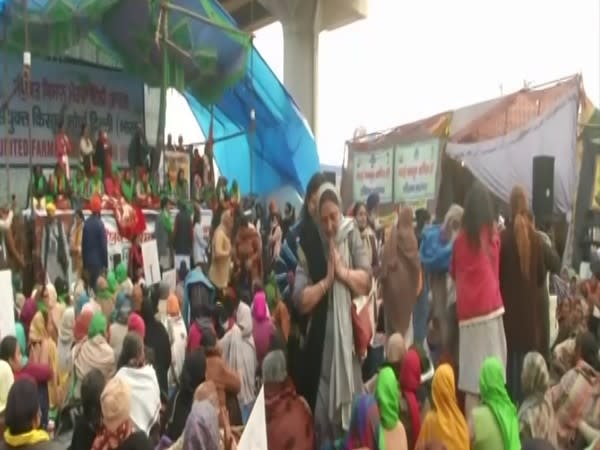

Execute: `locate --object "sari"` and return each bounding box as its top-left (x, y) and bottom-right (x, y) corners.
top-left (518, 352), bottom-right (557, 445)
top-left (344, 394), bottom-right (381, 450)
top-left (416, 364), bottom-right (469, 450)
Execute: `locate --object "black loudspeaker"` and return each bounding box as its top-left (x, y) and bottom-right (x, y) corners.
top-left (323, 171), bottom-right (336, 186)
top-left (532, 155), bottom-right (554, 225)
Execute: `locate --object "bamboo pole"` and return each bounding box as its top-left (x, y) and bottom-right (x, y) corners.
top-left (156, 4), bottom-right (169, 186)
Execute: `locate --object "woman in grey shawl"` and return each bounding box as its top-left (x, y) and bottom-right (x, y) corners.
top-left (292, 182), bottom-right (371, 448)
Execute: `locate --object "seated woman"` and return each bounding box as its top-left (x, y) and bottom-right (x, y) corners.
top-left (416, 364), bottom-right (469, 450)
top-left (104, 166), bottom-right (123, 200)
top-left (518, 352), bottom-right (558, 445)
top-left (471, 357), bottom-right (520, 450)
top-left (552, 331), bottom-right (600, 449)
top-left (399, 348), bottom-right (422, 449)
top-left (47, 162), bottom-right (71, 209)
top-left (263, 350), bottom-right (315, 450)
top-left (252, 290), bottom-right (274, 367)
top-left (83, 166), bottom-right (105, 208)
top-left (92, 376), bottom-right (154, 450)
top-left (69, 369), bottom-right (105, 450)
top-left (135, 168), bottom-right (159, 209)
top-left (165, 350), bottom-right (206, 442)
top-left (73, 313), bottom-right (115, 394)
top-left (31, 165), bottom-right (48, 211)
top-left (114, 332), bottom-right (161, 436)
top-left (121, 169), bottom-right (136, 204)
top-left (202, 329), bottom-right (242, 426)
top-left (3, 378), bottom-right (64, 450)
top-left (219, 299), bottom-right (257, 424)
top-left (375, 366), bottom-right (408, 450)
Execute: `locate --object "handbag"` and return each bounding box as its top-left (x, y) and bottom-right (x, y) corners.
top-left (352, 300), bottom-right (372, 359)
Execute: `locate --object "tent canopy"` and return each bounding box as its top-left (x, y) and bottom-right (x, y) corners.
top-left (0, 0), bottom-right (319, 195)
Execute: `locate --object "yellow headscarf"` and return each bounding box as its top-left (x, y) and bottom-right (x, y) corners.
top-left (416, 364), bottom-right (469, 450)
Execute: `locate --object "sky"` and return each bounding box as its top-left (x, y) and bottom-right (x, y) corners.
top-left (166, 0), bottom-right (600, 166)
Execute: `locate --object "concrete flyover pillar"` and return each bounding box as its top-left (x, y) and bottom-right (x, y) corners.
top-left (259, 0), bottom-right (320, 136)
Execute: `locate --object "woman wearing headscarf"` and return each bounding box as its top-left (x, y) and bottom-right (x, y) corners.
top-left (72, 313), bottom-right (115, 399)
top-left (73, 309), bottom-right (94, 344)
top-left (181, 399), bottom-right (220, 450)
top-left (292, 182), bottom-right (371, 448)
top-left (420, 204), bottom-right (463, 356)
top-left (91, 376), bottom-right (154, 450)
top-left (2, 378), bottom-right (64, 450)
top-left (28, 285), bottom-right (62, 410)
top-left (57, 306), bottom-right (74, 401)
top-left (450, 182), bottom-right (506, 420)
top-left (202, 329), bottom-right (242, 426)
top-left (416, 364), bottom-right (469, 450)
top-left (70, 369), bottom-right (105, 450)
top-left (381, 206), bottom-right (421, 341)
top-left (471, 357), bottom-right (520, 450)
top-left (166, 294), bottom-right (187, 390)
top-left (115, 332), bottom-right (161, 436)
top-left (251, 290), bottom-right (274, 366)
top-left (551, 331), bottom-right (600, 448)
top-left (343, 394), bottom-right (381, 450)
top-left (166, 350), bottom-right (207, 442)
top-left (140, 297), bottom-right (171, 398)
top-left (262, 350), bottom-right (315, 450)
top-left (220, 299), bottom-right (257, 424)
top-left (500, 186), bottom-right (545, 404)
top-left (518, 352), bottom-right (557, 445)
top-left (110, 292), bottom-right (132, 362)
top-left (352, 202), bottom-right (379, 274)
top-left (400, 348), bottom-right (422, 449)
top-left (364, 333), bottom-right (406, 394)
top-left (375, 366), bottom-right (408, 450)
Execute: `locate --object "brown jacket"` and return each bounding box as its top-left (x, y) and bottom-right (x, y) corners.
top-left (205, 351), bottom-right (241, 410)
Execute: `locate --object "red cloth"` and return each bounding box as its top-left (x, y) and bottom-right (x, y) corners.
top-left (187, 321), bottom-right (202, 353)
top-left (90, 194), bottom-right (102, 214)
top-left (15, 362), bottom-right (52, 384)
top-left (450, 226), bottom-right (504, 322)
top-left (400, 349), bottom-right (422, 449)
top-left (74, 310), bottom-right (94, 343)
top-left (127, 313), bottom-right (146, 338)
top-left (55, 132), bottom-right (71, 159)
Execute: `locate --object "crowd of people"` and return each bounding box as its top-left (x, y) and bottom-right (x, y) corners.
top-left (5, 167), bottom-right (600, 450)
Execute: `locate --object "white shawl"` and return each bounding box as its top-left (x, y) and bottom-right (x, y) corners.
top-left (220, 302), bottom-right (257, 407)
top-left (114, 365), bottom-right (161, 434)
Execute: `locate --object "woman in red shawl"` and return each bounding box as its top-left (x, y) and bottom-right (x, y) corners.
top-left (263, 350), bottom-right (315, 450)
top-left (112, 205), bottom-right (146, 283)
top-left (400, 348), bottom-right (422, 449)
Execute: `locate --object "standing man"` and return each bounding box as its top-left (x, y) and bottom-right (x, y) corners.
top-left (82, 194), bottom-right (108, 291)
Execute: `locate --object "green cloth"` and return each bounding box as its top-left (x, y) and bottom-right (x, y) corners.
top-left (264, 272), bottom-right (278, 312)
top-left (160, 209), bottom-right (173, 234)
top-left (107, 271), bottom-right (117, 294)
top-left (479, 357), bottom-right (521, 450)
top-left (88, 313), bottom-right (107, 339)
top-left (15, 322), bottom-right (28, 365)
top-left (472, 405), bottom-right (505, 450)
top-left (121, 179), bottom-right (135, 203)
top-left (96, 289), bottom-right (113, 302)
top-left (375, 366), bottom-right (400, 449)
top-left (115, 262), bottom-right (128, 284)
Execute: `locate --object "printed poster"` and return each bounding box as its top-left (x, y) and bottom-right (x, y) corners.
top-left (394, 139), bottom-right (440, 206)
top-left (141, 240), bottom-right (161, 285)
top-left (352, 148), bottom-right (393, 203)
top-left (0, 51), bottom-right (144, 166)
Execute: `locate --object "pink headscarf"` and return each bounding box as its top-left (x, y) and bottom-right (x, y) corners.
top-left (127, 312), bottom-right (146, 338)
top-left (252, 291), bottom-right (273, 364)
top-left (252, 291), bottom-right (269, 323)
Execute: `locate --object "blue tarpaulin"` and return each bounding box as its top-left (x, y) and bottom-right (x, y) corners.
top-left (0, 0), bottom-right (320, 196)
